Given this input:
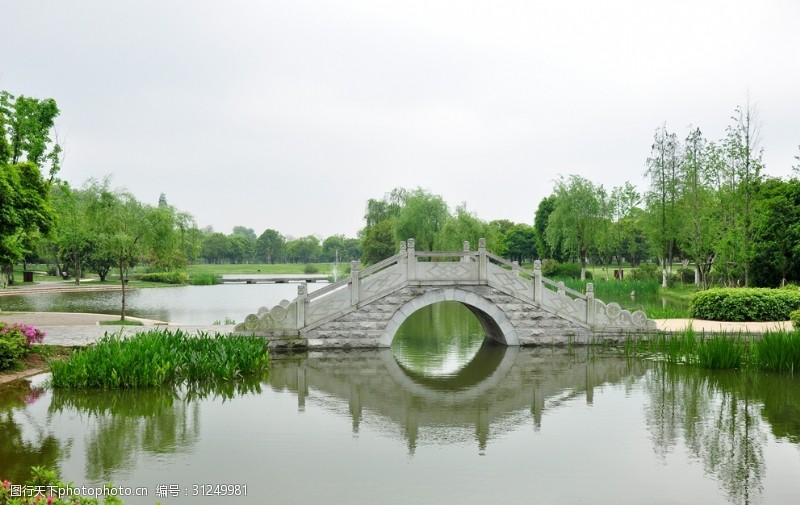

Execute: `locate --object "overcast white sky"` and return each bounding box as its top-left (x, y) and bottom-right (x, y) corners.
top-left (3, 1), bottom-right (799, 239)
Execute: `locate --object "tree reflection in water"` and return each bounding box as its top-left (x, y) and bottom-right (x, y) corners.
top-left (642, 365), bottom-right (800, 505)
top-left (47, 376), bottom-right (265, 481)
top-left (0, 380), bottom-right (65, 482)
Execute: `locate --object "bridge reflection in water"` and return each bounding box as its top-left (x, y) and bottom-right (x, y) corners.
top-left (267, 345), bottom-right (646, 454)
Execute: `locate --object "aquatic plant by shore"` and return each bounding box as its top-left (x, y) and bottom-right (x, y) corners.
top-left (627, 327), bottom-right (800, 372)
top-left (49, 329), bottom-right (269, 389)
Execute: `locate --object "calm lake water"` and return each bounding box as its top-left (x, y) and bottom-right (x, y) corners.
top-left (2, 297), bottom-right (799, 504)
top-left (0, 283), bottom-right (328, 324)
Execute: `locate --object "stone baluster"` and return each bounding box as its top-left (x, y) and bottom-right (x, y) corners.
top-left (350, 260), bottom-right (360, 305)
top-left (461, 241), bottom-right (471, 262)
top-left (398, 241), bottom-right (407, 266)
top-left (533, 260), bottom-right (542, 302)
top-left (512, 260), bottom-right (521, 276)
top-left (558, 281), bottom-right (565, 296)
top-left (478, 238), bottom-right (487, 281)
top-left (586, 282), bottom-right (595, 326)
top-left (296, 282), bottom-right (308, 328)
top-left (407, 238), bottom-right (416, 281)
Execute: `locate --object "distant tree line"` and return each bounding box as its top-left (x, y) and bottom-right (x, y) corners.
top-left (535, 103), bottom-right (800, 288)
top-left (3, 89), bottom-right (798, 291)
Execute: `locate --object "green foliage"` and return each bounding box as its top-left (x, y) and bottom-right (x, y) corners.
top-left (361, 218), bottom-right (396, 265)
top-left (0, 331), bottom-right (26, 370)
top-left (791, 309), bottom-right (800, 330)
top-left (542, 261), bottom-right (591, 280)
top-left (138, 271), bottom-right (188, 284)
top-left (545, 175), bottom-right (606, 278)
top-left (1, 466), bottom-right (127, 504)
top-left (752, 330), bottom-right (800, 372)
top-left (629, 328), bottom-right (800, 372)
top-left (394, 188), bottom-right (449, 251)
top-left (677, 267), bottom-right (695, 284)
top-left (49, 329), bottom-right (270, 389)
top-left (0, 322), bottom-right (44, 371)
top-left (562, 278), bottom-right (659, 298)
top-left (189, 272), bottom-right (221, 285)
top-left (631, 263), bottom-right (661, 282)
top-left (303, 263), bottom-right (319, 274)
top-left (690, 288), bottom-right (800, 322)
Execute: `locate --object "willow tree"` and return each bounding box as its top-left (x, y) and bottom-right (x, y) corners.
top-left (545, 175), bottom-right (606, 280)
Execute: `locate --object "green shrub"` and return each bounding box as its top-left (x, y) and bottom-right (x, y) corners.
top-left (138, 271), bottom-right (188, 284)
top-left (189, 272), bottom-right (221, 285)
top-left (690, 288), bottom-right (800, 322)
top-left (542, 261), bottom-right (591, 280)
top-left (631, 263), bottom-right (661, 282)
top-left (303, 264), bottom-right (319, 274)
top-left (541, 259), bottom-right (559, 277)
top-left (791, 309), bottom-right (800, 330)
top-left (0, 323), bottom-right (45, 371)
top-left (678, 267), bottom-right (695, 284)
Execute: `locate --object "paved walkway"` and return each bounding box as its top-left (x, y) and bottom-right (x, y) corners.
top-left (0, 311), bottom-right (235, 346)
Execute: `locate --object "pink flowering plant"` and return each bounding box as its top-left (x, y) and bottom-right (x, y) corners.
top-left (0, 322), bottom-right (46, 371)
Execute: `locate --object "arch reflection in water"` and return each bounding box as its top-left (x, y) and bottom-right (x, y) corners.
top-left (390, 301), bottom-right (489, 384)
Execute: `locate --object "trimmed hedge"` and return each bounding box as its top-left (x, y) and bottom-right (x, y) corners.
top-left (791, 309), bottom-right (800, 329)
top-left (138, 271), bottom-right (188, 284)
top-left (690, 288), bottom-right (800, 322)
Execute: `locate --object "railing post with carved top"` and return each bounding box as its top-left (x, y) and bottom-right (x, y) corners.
top-left (478, 238), bottom-right (487, 281)
top-left (461, 241), bottom-right (470, 262)
top-left (586, 283), bottom-right (595, 326)
top-left (350, 260), bottom-right (360, 305)
top-left (533, 260), bottom-right (542, 302)
top-left (407, 238), bottom-right (416, 281)
top-left (296, 282), bottom-right (308, 329)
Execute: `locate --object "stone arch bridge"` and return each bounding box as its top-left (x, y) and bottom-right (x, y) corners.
top-left (235, 239), bottom-right (656, 348)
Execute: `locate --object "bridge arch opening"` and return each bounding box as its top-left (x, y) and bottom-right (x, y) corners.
top-left (379, 288), bottom-right (520, 348)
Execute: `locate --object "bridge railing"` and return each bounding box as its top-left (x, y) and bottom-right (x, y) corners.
top-left (237, 237), bottom-right (652, 334)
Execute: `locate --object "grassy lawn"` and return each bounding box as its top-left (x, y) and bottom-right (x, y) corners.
top-left (187, 262), bottom-right (335, 276)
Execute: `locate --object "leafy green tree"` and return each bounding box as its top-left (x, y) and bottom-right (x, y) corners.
top-left (436, 204), bottom-right (497, 252)
top-left (394, 188), bottom-right (448, 250)
top-left (644, 123), bottom-right (682, 286)
top-left (145, 194), bottom-right (194, 271)
top-left (677, 128), bottom-right (720, 288)
top-left (533, 195), bottom-right (562, 260)
top-left (361, 219), bottom-right (396, 265)
top-left (750, 178), bottom-right (800, 286)
top-left (201, 232), bottom-right (231, 264)
top-left (0, 162), bottom-right (54, 285)
top-left (606, 182), bottom-right (641, 269)
top-left (50, 183), bottom-right (94, 284)
top-left (503, 224), bottom-right (537, 263)
top-left (256, 229), bottom-right (285, 264)
top-left (99, 191), bottom-right (149, 320)
top-left (321, 235), bottom-right (346, 263)
top-left (721, 103), bottom-right (763, 286)
top-left (285, 236), bottom-right (321, 263)
top-left (0, 91), bottom-right (62, 180)
top-left (545, 175), bottom-right (606, 280)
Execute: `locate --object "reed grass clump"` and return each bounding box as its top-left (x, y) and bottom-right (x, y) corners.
top-left (627, 328), bottom-right (800, 372)
top-left (49, 329), bottom-right (269, 389)
top-left (562, 278), bottom-right (660, 299)
top-left (189, 272), bottom-right (221, 285)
